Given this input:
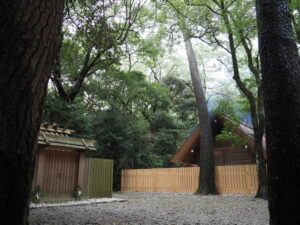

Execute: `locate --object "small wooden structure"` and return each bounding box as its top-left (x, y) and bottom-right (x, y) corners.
top-left (171, 117), bottom-right (264, 166)
top-left (32, 123), bottom-right (104, 200)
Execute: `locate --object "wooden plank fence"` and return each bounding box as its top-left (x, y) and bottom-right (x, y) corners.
top-left (121, 165), bottom-right (258, 195)
top-left (83, 158), bottom-right (113, 198)
top-left (32, 155), bottom-right (113, 200)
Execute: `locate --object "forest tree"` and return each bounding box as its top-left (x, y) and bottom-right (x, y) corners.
top-left (256, 0), bottom-right (300, 224)
top-left (0, 1), bottom-right (64, 224)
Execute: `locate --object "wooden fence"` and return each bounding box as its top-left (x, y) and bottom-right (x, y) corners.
top-left (83, 158), bottom-right (113, 198)
top-left (32, 154), bottom-right (113, 200)
top-left (121, 165), bottom-right (258, 195)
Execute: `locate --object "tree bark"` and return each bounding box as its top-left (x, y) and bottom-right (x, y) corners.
top-left (254, 85), bottom-right (268, 199)
top-left (182, 30), bottom-right (218, 195)
top-left (256, 0), bottom-right (300, 224)
top-left (0, 1), bottom-right (64, 224)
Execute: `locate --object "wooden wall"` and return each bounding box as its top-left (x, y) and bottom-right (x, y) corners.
top-left (213, 147), bottom-right (256, 166)
top-left (121, 165), bottom-right (258, 195)
top-left (40, 150), bottom-right (79, 196)
top-left (32, 149), bottom-right (113, 200)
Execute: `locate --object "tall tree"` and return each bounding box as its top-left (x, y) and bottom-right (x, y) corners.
top-left (164, 0), bottom-right (218, 194)
top-left (0, 1), bottom-right (64, 224)
top-left (182, 29), bottom-right (218, 194)
top-left (256, 0), bottom-right (300, 224)
top-left (185, 0), bottom-right (268, 199)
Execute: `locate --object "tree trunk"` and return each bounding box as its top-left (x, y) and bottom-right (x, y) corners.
top-left (254, 134), bottom-right (268, 199)
top-left (254, 85), bottom-right (268, 199)
top-left (256, 0), bottom-right (300, 224)
top-left (0, 1), bottom-right (64, 224)
top-left (182, 30), bottom-right (218, 195)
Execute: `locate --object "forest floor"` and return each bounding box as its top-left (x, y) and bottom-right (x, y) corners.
top-left (29, 191), bottom-right (268, 225)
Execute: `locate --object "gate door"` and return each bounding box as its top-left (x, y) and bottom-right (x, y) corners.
top-left (42, 150), bottom-right (79, 196)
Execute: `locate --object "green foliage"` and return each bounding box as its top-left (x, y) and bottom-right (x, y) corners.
top-left (213, 99), bottom-right (241, 122)
top-left (60, 38), bottom-right (85, 82)
top-left (214, 99), bottom-right (249, 148)
top-left (149, 111), bottom-right (182, 167)
top-left (162, 75), bottom-right (187, 97)
top-left (43, 69), bottom-right (185, 191)
top-left (42, 92), bottom-right (93, 139)
top-left (149, 111), bottom-right (178, 132)
top-left (162, 75), bottom-right (197, 123)
top-left (236, 97), bottom-right (251, 113)
top-left (216, 120), bottom-right (248, 148)
top-left (85, 70), bottom-right (172, 115)
top-left (242, 77), bottom-right (257, 97)
top-left (52, 0), bottom-right (146, 101)
top-left (84, 109), bottom-right (183, 190)
top-left (91, 110), bottom-right (158, 189)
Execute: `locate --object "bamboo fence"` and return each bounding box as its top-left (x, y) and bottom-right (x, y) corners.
top-left (121, 165), bottom-right (258, 195)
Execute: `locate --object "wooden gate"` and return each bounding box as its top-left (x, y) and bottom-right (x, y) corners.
top-left (41, 150), bottom-right (79, 196)
top-left (32, 151), bottom-right (114, 200)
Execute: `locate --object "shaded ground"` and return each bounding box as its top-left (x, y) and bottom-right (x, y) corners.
top-left (29, 192), bottom-right (269, 225)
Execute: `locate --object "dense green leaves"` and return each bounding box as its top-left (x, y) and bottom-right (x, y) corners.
top-left (92, 110), bottom-right (153, 189)
top-left (216, 120), bottom-right (249, 148)
top-left (44, 69), bottom-right (185, 190)
top-left (43, 92), bottom-right (93, 139)
top-left (84, 70), bottom-right (172, 115)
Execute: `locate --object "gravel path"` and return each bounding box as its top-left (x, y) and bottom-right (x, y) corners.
top-left (29, 192), bottom-right (269, 225)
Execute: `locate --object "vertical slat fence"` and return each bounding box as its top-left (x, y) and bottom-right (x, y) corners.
top-left (83, 158), bottom-right (113, 198)
top-left (122, 167), bottom-right (200, 193)
top-left (40, 150), bottom-right (79, 196)
top-left (121, 165), bottom-right (258, 195)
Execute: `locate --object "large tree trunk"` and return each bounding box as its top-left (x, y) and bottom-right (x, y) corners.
top-left (182, 30), bottom-right (218, 195)
top-left (0, 1), bottom-right (64, 224)
top-left (256, 0), bottom-right (300, 224)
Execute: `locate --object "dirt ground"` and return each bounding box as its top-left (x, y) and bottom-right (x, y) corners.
top-left (29, 192), bottom-right (269, 225)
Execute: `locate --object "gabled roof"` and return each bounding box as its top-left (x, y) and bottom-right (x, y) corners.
top-left (171, 125), bottom-right (201, 163)
top-left (38, 123), bottom-right (96, 151)
top-left (171, 119), bottom-right (265, 164)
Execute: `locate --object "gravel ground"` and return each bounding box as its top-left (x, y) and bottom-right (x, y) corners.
top-left (29, 192), bottom-right (269, 225)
